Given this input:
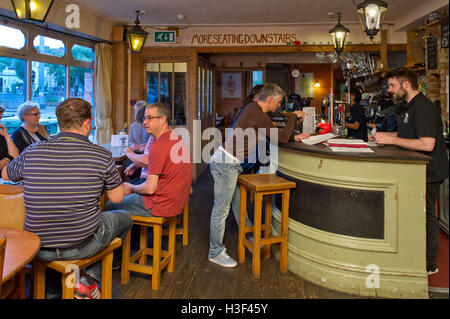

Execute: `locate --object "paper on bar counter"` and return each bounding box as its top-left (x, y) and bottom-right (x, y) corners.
top-left (325, 138), bottom-right (367, 148)
top-left (324, 138), bottom-right (374, 153)
top-left (301, 133), bottom-right (337, 145)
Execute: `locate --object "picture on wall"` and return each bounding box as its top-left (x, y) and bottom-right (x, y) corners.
top-left (222, 72), bottom-right (242, 98)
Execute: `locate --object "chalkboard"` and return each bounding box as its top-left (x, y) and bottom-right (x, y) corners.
top-left (427, 34), bottom-right (438, 70)
top-left (442, 22), bottom-right (449, 49)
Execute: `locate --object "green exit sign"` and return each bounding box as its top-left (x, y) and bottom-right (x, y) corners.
top-left (154, 31), bottom-right (176, 43)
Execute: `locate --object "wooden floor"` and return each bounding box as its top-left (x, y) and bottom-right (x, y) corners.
top-left (111, 167), bottom-right (367, 299)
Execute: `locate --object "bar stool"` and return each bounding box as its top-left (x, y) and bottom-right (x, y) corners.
top-left (237, 174), bottom-right (296, 279)
top-left (162, 187), bottom-right (193, 246)
top-left (33, 237), bottom-right (122, 299)
top-left (121, 215), bottom-right (177, 290)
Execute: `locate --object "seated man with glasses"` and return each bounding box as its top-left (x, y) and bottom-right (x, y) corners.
top-left (105, 102), bottom-right (192, 231)
top-left (12, 101), bottom-right (50, 153)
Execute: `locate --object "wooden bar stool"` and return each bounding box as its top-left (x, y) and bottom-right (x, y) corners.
top-left (121, 215), bottom-right (177, 290)
top-left (237, 174), bottom-right (296, 279)
top-left (33, 237), bottom-right (122, 299)
top-left (162, 187), bottom-right (193, 246)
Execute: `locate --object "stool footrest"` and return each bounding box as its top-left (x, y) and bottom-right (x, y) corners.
top-left (242, 237), bottom-right (282, 251)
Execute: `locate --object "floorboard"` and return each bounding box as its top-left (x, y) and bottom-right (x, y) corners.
top-left (111, 166), bottom-right (367, 299)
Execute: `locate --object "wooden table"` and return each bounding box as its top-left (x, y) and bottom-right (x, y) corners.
top-left (0, 227), bottom-right (40, 298)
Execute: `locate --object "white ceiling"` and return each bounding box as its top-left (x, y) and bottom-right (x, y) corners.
top-left (69, 0), bottom-right (440, 27)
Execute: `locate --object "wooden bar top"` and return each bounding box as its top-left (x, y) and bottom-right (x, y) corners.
top-left (280, 141), bottom-right (430, 164)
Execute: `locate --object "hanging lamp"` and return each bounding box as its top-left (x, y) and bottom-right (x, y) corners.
top-left (329, 13), bottom-right (350, 55)
top-left (356, 0), bottom-right (388, 41)
top-left (128, 10), bottom-right (149, 53)
top-left (11, 0), bottom-right (54, 22)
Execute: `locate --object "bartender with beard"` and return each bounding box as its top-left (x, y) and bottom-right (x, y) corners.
top-left (374, 68), bottom-right (449, 275)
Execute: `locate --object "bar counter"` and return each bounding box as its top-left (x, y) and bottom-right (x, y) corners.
top-left (271, 141), bottom-right (430, 298)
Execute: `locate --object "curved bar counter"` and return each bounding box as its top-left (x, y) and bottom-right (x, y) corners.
top-left (271, 141), bottom-right (430, 298)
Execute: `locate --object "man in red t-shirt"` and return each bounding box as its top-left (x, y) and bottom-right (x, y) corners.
top-left (106, 103), bottom-right (192, 218)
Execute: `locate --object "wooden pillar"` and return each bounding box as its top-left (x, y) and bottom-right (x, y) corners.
top-left (111, 25), bottom-right (128, 134)
top-left (380, 29), bottom-right (388, 69)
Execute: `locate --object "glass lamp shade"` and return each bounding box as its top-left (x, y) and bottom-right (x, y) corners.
top-left (357, 0), bottom-right (388, 40)
top-left (128, 25), bottom-right (148, 53)
top-left (329, 22), bottom-right (350, 55)
top-left (11, 0), bottom-right (54, 22)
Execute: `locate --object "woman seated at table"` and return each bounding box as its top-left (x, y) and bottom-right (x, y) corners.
top-left (124, 129), bottom-right (155, 185)
top-left (12, 101), bottom-right (50, 153)
top-left (0, 105), bottom-right (19, 173)
top-left (129, 100), bottom-right (150, 150)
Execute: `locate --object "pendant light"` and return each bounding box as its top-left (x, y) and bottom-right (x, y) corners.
top-left (356, 0), bottom-right (388, 41)
top-left (11, 0), bottom-right (54, 22)
top-left (329, 13), bottom-right (350, 55)
top-left (128, 10), bottom-right (149, 53)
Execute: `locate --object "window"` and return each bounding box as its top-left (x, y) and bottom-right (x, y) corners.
top-left (0, 25), bottom-right (25, 49)
top-left (70, 67), bottom-right (95, 121)
top-left (72, 45), bottom-right (95, 62)
top-left (197, 63), bottom-right (214, 129)
top-left (33, 35), bottom-right (65, 57)
top-left (0, 19), bottom-right (95, 137)
top-left (0, 57), bottom-right (27, 132)
top-left (252, 71), bottom-right (263, 87)
top-left (145, 62), bottom-right (187, 126)
top-left (31, 61), bottom-right (65, 135)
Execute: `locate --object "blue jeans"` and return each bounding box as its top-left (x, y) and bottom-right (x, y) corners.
top-left (105, 193), bottom-right (153, 217)
top-left (209, 161), bottom-right (244, 258)
top-left (37, 210), bottom-right (132, 282)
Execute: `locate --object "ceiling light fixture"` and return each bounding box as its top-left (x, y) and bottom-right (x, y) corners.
top-left (128, 10), bottom-right (149, 53)
top-left (11, 0), bottom-right (54, 22)
top-left (329, 12), bottom-right (350, 55)
top-left (355, 0), bottom-right (388, 41)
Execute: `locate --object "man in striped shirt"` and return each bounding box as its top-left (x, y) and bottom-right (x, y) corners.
top-left (2, 98), bottom-right (132, 299)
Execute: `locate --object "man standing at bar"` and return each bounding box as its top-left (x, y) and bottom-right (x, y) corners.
top-left (375, 68), bottom-right (449, 275)
top-left (2, 98), bottom-right (132, 299)
top-left (208, 83), bottom-right (309, 268)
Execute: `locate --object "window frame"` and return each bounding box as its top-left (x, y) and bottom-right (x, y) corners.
top-left (0, 18), bottom-right (95, 103)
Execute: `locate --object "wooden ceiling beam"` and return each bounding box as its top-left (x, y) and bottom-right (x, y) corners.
top-left (194, 44), bottom-right (406, 53)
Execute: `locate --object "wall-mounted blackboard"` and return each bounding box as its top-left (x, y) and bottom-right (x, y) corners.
top-left (427, 34), bottom-right (438, 70)
top-left (442, 22), bottom-right (449, 49)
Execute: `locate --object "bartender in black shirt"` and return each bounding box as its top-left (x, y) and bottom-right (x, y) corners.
top-left (344, 86), bottom-right (368, 141)
top-left (375, 68), bottom-right (449, 276)
top-left (0, 106), bottom-right (19, 173)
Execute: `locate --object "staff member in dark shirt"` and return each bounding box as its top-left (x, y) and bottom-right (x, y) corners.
top-left (344, 86), bottom-right (368, 141)
top-left (0, 106), bottom-right (19, 173)
top-left (375, 68), bottom-right (449, 275)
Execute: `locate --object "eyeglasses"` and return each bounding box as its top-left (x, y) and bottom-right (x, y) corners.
top-left (28, 112), bottom-right (41, 116)
top-left (144, 115), bottom-right (161, 121)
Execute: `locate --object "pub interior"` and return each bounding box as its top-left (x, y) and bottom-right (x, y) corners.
top-left (0, 0), bottom-right (448, 303)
